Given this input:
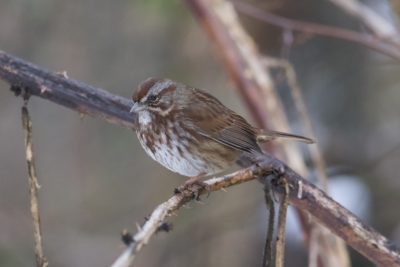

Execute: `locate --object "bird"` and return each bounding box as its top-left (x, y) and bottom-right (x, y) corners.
top-left (130, 77), bottom-right (313, 187)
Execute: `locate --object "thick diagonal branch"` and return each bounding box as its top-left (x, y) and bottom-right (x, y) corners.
top-left (111, 158), bottom-right (400, 267)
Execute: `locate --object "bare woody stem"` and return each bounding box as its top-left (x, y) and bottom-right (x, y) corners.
top-left (1, 52), bottom-right (400, 266)
top-left (111, 165), bottom-right (260, 267)
top-left (21, 103), bottom-right (48, 267)
top-left (262, 184), bottom-right (275, 267)
top-left (275, 178), bottom-right (289, 267)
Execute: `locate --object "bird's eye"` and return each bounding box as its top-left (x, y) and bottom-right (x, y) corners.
top-left (147, 94), bottom-right (159, 104)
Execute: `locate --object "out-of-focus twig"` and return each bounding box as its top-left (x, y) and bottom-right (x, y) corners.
top-left (284, 65), bottom-right (328, 187)
top-left (309, 226), bottom-right (320, 267)
top-left (263, 59), bottom-right (346, 267)
top-left (327, 0), bottom-right (400, 44)
top-left (21, 100), bottom-right (48, 267)
top-left (185, 1), bottom-right (349, 266)
top-left (232, 1), bottom-right (400, 60)
top-left (264, 57), bottom-right (351, 267)
top-left (262, 57), bottom-right (329, 190)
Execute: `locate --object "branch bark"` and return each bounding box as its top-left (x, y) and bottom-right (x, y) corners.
top-left (0, 51), bottom-right (135, 129)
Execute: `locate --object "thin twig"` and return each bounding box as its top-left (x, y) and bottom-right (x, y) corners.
top-left (262, 183), bottom-right (275, 267)
top-left (274, 178), bottom-right (289, 267)
top-left (232, 1), bottom-right (400, 60)
top-left (262, 57), bottom-right (328, 190)
top-left (308, 226), bottom-right (319, 267)
top-left (21, 101), bottom-right (48, 267)
top-left (111, 163), bottom-right (269, 267)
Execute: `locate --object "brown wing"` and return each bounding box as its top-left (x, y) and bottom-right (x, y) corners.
top-left (182, 87), bottom-right (262, 154)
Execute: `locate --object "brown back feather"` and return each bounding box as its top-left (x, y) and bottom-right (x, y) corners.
top-left (182, 87), bottom-right (262, 154)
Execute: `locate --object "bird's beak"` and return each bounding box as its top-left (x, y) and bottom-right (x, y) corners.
top-left (129, 102), bottom-right (143, 113)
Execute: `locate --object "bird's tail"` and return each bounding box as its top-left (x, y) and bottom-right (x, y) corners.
top-left (237, 130), bottom-right (313, 168)
top-left (256, 130), bottom-right (314, 144)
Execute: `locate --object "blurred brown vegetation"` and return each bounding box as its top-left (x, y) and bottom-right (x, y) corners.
top-left (0, 0), bottom-right (399, 267)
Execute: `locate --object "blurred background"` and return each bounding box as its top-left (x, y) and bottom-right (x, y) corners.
top-left (0, 0), bottom-right (399, 266)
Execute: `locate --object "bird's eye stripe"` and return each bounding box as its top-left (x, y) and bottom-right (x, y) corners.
top-left (147, 95), bottom-right (158, 102)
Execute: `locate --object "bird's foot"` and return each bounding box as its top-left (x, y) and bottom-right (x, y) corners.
top-left (255, 158), bottom-right (286, 184)
top-left (174, 176), bottom-right (210, 201)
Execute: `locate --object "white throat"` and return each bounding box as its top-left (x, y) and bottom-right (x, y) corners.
top-left (138, 110), bottom-right (152, 126)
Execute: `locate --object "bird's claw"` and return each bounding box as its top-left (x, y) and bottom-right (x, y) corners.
top-left (174, 180), bottom-right (210, 201)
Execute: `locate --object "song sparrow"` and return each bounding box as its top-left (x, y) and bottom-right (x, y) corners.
top-left (130, 77), bottom-right (312, 184)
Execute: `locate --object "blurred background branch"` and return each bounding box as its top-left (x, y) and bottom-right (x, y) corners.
top-left (185, 0), bottom-right (348, 266)
top-left (327, 0), bottom-right (400, 44)
top-left (233, 1), bottom-right (400, 60)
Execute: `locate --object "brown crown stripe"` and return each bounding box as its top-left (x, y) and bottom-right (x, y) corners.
top-left (133, 77), bottom-right (159, 102)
